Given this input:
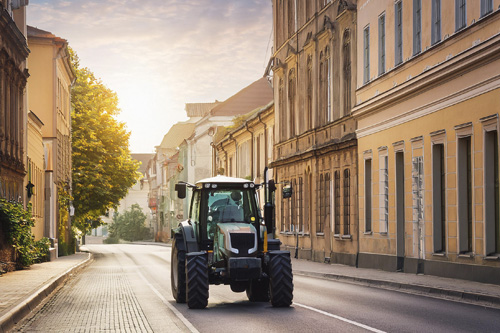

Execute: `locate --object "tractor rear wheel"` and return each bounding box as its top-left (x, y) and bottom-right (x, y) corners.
top-left (171, 234), bottom-right (186, 303)
top-left (186, 253), bottom-right (209, 309)
top-left (246, 278), bottom-right (270, 302)
top-left (269, 252), bottom-right (293, 307)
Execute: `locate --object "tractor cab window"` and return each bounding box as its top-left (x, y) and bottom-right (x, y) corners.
top-left (206, 187), bottom-right (258, 239)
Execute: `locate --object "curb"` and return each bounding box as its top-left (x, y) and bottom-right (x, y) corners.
top-left (293, 270), bottom-right (500, 309)
top-left (0, 252), bottom-right (93, 333)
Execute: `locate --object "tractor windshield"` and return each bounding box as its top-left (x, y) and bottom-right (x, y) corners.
top-left (206, 187), bottom-right (259, 239)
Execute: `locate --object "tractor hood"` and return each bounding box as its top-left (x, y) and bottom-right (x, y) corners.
top-left (216, 223), bottom-right (258, 258)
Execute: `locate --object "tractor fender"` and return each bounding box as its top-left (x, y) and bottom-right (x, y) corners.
top-left (174, 221), bottom-right (199, 253)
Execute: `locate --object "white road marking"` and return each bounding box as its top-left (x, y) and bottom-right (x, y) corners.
top-left (294, 302), bottom-right (386, 333)
top-left (137, 271), bottom-right (199, 333)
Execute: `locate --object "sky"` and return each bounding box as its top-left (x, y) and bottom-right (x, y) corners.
top-left (27, 0), bottom-right (273, 153)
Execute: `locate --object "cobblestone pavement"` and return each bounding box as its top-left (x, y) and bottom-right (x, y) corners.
top-left (14, 255), bottom-right (154, 332)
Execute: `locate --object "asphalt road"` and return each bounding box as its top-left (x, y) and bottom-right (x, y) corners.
top-left (14, 244), bottom-right (500, 332)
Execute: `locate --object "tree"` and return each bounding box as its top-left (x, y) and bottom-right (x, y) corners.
top-left (70, 49), bottom-right (140, 234)
top-left (108, 204), bottom-right (150, 242)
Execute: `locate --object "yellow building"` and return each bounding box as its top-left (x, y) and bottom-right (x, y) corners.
top-left (354, 0), bottom-right (500, 283)
top-left (26, 111), bottom-right (45, 240)
top-left (270, 0), bottom-right (358, 264)
top-left (27, 26), bottom-right (75, 254)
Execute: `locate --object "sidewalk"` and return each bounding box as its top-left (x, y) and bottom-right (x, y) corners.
top-left (0, 252), bottom-right (92, 333)
top-left (1, 242), bottom-right (500, 331)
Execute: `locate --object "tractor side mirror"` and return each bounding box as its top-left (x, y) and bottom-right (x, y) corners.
top-left (282, 185), bottom-right (293, 199)
top-left (268, 179), bottom-right (276, 193)
top-left (175, 183), bottom-right (186, 199)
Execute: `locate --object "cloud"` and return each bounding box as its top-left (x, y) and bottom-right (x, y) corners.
top-left (27, 0), bottom-right (272, 152)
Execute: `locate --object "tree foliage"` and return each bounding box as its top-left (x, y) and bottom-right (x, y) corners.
top-left (108, 204), bottom-right (150, 242)
top-left (70, 49), bottom-right (140, 234)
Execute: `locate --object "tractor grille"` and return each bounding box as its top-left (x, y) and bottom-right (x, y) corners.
top-left (229, 233), bottom-right (255, 256)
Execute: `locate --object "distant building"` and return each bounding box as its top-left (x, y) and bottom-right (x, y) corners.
top-left (353, 0), bottom-right (500, 283)
top-left (27, 25), bottom-right (75, 255)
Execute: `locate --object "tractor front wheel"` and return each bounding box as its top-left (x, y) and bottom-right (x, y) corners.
top-left (186, 252), bottom-right (209, 309)
top-left (171, 234), bottom-right (186, 303)
top-left (269, 252), bottom-right (293, 307)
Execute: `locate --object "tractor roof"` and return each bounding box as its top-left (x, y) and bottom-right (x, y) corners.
top-left (195, 175), bottom-right (253, 186)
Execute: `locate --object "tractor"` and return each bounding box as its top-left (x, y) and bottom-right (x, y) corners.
top-left (171, 173), bottom-right (293, 309)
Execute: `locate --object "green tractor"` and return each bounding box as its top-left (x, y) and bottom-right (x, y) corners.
top-left (171, 174), bottom-right (293, 309)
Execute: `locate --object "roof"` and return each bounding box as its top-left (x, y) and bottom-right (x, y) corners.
top-left (210, 77), bottom-right (273, 117)
top-left (158, 122), bottom-right (196, 149)
top-left (195, 175), bottom-right (253, 186)
top-left (132, 153), bottom-right (154, 174)
top-left (27, 26), bottom-right (67, 44)
top-left (185, 102), bottom-right (220, 117)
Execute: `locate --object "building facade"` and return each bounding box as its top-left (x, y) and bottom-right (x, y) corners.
top-left (354, 0), bottom-right (500, 283)
top-left (0, 0), bottom-right (29, 202)
top-left (27, 26), bottom-right (75, 254)
top-left (271, 0), bottom-right (358, 264)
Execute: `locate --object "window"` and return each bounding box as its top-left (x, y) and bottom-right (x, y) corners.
top-left (431, 0), bottom-right (441, 45)
top-left (343, 30), bottom-right (351, 116)
top-left (317, 172), bottom-right (330, 234)
top-left (334, 171), bottom-right (341, 234)
top-left (298, 177), bottom-right (304, 232)
top-left (365, 158), bottom-right (372, 232)
top-left (455, 0), bottom-right (467, 32)
top-left (343, 168), bottom-right (350, 235)
top-left (307, 56), bottom-right (313, 130)
top-left (288, 69), bottom-right (296, 137)
top-left (319, 49), bottom-right (331, 125)
top-left (363, 25), bottom-right (370, 84)
top-left (432, 144), bottom-right (446, 253)
top-left (484, 129), bottom-right (499, 255)
top-left (395, 1), bottom-right (403, 66)
top-left (279, 79), bottom-right (286, 140)
top-left (379, 154), bottom-right (389, 233)
top-left (378, 14), bottom-right (386, 75)
top-left (413, 0), bottom-right (422, 55)
top-left (457, 136), bottom-right (472, 253)
top-left (412, 156), bottom-right (424, 256)
top-left (481, 0), bottom-right (493, 17)
top-left (326, 48), bottom-right (331, 123)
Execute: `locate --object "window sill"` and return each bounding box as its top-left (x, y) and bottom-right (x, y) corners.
top-left (379, 232), bottom-right (388, 236)
top-left (342, 235), bottom-right (352, 240)
top-left (458, 253), bottom-right (474, 258)
top-left (363, 231), bottom-right (373, 235)
top-left (432, 252), bottom-right (446, 257)
top-left (334, 234), bottom-right (341, 239)
top-left (484, 255), bottom-right (500, 261)
top-left (316, 232), bottom-right (325, 237)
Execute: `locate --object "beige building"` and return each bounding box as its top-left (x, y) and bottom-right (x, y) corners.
top-left (27, 26), bottom-right (75, 253)
top-left (26, 111), bottom-right (45, 240)
top-left (215, 101), bottom-right (275, 212)
top-left (354, 0), bottom-right (500, 283)
top-left (271, 0), bottom-right (358, 264)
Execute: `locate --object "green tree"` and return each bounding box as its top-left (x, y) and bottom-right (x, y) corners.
top-left (70, 49), bottom-right (140, 234)
top-left (108, 204), bottom-right (150, 242)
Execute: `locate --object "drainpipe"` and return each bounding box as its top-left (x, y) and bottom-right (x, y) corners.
top-left (245, 123), bottom-right (255, 179)
top-left (257, 113), bottom-right (268, 170)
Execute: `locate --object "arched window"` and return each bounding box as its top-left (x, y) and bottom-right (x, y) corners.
top-left (319, 51), bottom-right (325, 126)
top-left (325, 47), bottom-right (331, 123)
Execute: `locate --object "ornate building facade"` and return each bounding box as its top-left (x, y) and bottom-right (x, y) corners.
top-left (271, 0), bottom-right (358, 264)
top-left (0, 0), bottom-right (29, 202)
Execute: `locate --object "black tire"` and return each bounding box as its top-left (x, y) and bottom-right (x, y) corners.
top-left (246, 278), bottom-right (270, 302)
top-left (269, 252), bottom-right (293, 307)
top-left (171, 234), bottom-right (186, 303)
top-left (186, 253), bottom-right (209, 309)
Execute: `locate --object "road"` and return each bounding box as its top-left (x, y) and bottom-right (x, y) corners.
top-left (14, 244), bottom-right (500, 332)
